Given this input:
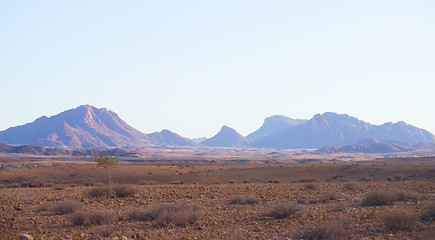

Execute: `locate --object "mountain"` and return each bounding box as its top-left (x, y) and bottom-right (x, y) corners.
top-left (316, 138), bottom-right (411, 154)
top-left (0, 105), bottom-right (193, 149)
top-left (247, 115), bottom-right (306, 140)
top-left (190, 137), bottom-right (207, 144)
top-left (200, 126), bottom-right (248, 147)
top-left (251, 112), bottom-right (435, 149)
top-left (147, 129), bottom-right (197, 147)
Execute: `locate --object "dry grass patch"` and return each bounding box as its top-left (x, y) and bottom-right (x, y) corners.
top-left (382, 209), bottom-right (419, 231)
top-left (263, 202), bottom-right (300, 219)
top-left (88, 211), bottom-right (114, 225)
top-left (52, 200), bottom-right (81, 215)
top-left (126, 208), bottom-right (155, 221)
top-left (299, 217), bottom-right (351, 240)
top-left (127, 203), bottom-right (202, 226)
top-left (362, 190), bottom-right (419, 206)
top-left (69, 210), bottom-right (114, 225)
top-left (362, 190), bottom-right (397, 206)
top-left (113, 184), bottom-right (138, 198)
top-left (87, 186), bottom-right (110, 198)
top-left (229, 195), bottom-right (260, 205)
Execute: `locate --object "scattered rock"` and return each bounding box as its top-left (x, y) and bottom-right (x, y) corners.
top-left (19, 233), bottom-right (33, 240)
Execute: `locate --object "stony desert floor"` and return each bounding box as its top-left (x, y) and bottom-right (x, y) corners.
top-left (1, 159), bottom-right (434, 239)
top-left (1, 181), bottom-right (434, 239)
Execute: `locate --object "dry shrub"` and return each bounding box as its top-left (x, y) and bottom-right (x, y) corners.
top-left (87, 186), bottom-right (110, 198)
top-left (69, 210), bottom-right (114, 225)
top-left (88, 211), bottom-right (114, 225)
top-left (113, 185), bottom-right (138, 198)
top-left (395, 191), bottom-right (419, 203)
top-left (229, 195), bottom-right (260, 205)
top-left (155, 203), bottom-right (202, 226)
top-left (70, 211), bottom-right (87, 225)
top-left (127, 203), bottom-right (202, 226)
top-left (264, 202), bottom-right (300, 219)
top-left (126, 208), bottom-right (155, 221)
top-left (330, 203), bottom-right (347, 212)
top-left (52, 200), bottom-right (81, 215)
top-left (362, 190), bottom-right (419, 206)
top-left (362, 190), bottom-right (398, 206)
top-left (300, 217), bottom-right (351, 240)
top-left (382, 209), bottom-right (418, 231)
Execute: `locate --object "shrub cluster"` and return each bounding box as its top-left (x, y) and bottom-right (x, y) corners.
top-left (127, 203), bottom-right (202, 226)
top-left (52, 200), bottom-right (82, 215)
top-left (87, 185), bottom-right (137, 198)
top-left (361, 190), bottom-right (419, 206)
top-left (300, 217), bottom-right (351, 240)
top-left (263, 202), bottom-right (300, 219)
top-left (382, 209), bottom-right (418, 231)
top-left (70, 210), bottom-right (114, 226)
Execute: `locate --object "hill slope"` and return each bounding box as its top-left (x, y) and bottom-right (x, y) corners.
top-left (0, 105), bottom-right (194, 149)
top-left (201, 126), bottom-right (248, 147)
top-left (251, 112), bottom-right (435, 149)
top-left (247, 115), bottom-right (306, 140)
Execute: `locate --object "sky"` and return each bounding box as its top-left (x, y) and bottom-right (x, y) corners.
top-left (1, 1), bottom-right (435, 139)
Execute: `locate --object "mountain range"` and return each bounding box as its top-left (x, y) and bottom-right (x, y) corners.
top-left (0, 105), bottom-right (196, 149)
top-left (0, 105), bottom-right (434, 151)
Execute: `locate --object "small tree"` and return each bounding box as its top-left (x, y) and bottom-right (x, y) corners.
top-left (94, 153), bottom-right (118, 190)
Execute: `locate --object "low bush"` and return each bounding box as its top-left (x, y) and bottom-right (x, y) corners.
top-left (229, 195), bottom-right (260, 205)
top-left (263, 202), bottom-right (300, 219)
top-left (395, 191), bottom-right (419, 203)
top-left (362, 190), bottom-right (419, 206)
top-left (382, 209), bottom-right (418, 231)
top-left (70, 211), bottom-right (87, 225)
top-left (113, 185), bottom-right (138, 198)
top-left (299, 219), bottom-right (350, 240)
top-left (88, 211), bottom-right (114, 225)
top-left (87, 186), bottom-right (110, 198)
top-left (69, 210), bottom-right (114, 225)
top-left (127, 203), bottom-right (202, 226)
top-left (126, 208), bottom-right (155, 221)
top-left (52, 200), bottom-right (81, 215)
top-left (156, 203), bottom-right (202, 226)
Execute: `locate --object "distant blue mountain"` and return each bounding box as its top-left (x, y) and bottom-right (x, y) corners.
top-left (0, 105), bottom-right (196, 149)
top-left (250, 112), bottom-right (435, 149)
top-left (200, 126), bottom-right (248, 148)
top-left (247, 115), bottom-right (306, 140)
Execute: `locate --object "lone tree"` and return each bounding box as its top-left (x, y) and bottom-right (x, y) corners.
top-left (94, 153), bottom-right (118, 188)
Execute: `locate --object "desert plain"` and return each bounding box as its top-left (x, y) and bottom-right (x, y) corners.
top-left (1, 154), bottom-right (434, 240)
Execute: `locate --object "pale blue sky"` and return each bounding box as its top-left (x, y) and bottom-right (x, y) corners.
top-left (1, 1), bottom-right (434, 138)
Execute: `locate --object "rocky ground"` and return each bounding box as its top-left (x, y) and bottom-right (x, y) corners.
top-left (1, 179), bottom-right (434, 239)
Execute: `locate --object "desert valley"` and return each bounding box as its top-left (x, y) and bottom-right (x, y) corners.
top-left (0, 105), bottom-right (434, 239)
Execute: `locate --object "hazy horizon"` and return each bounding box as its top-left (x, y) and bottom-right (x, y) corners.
top-left (1, 1), bottom-right (434, 138)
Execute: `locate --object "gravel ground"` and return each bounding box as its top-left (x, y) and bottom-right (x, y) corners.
top-left (1, 180), bottom-right (434, 239)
